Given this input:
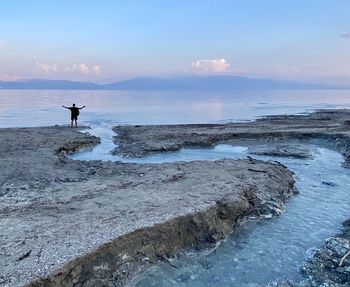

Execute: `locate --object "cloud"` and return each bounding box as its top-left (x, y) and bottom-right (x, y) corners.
top-left (68, 64), bottom-right (101, 75)
top-left (35, 62), bottom-right (102, 75)
top-left (341, 32), bottom-right (350, 39)
top-left (79, 64), bottom-right (90, 74)
top-left (0, 73), bottom-right (18, 81)
top-left (191, 58), bottom-right (230, 73)
top-left (34, 62), bottom-right (59, 73)
top-left (279, 66), bottom-right (300, 74)
top-left (93, 65), bottom-right (101, 74)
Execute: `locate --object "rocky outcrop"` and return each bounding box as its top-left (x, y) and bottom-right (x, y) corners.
top-left (112, 109), bottom-right (350, 287)
top-left (0, 127), bottom-right (295, 287)
top-left (267, 220), bottom-right (350, 287)
top-left (247, 144), bottom-right (319, 159)
top-left (299, 220), bottom-right (350, 286)
top-left (112, 110), bottom-right (350, 167)
top-left (29, 184), bottom-right (292, 287)
top-left (3, 109), bottom-right (350, 286)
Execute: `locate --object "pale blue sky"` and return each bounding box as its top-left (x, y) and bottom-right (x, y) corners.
top-left (0, 0), bottom-right (349, 82)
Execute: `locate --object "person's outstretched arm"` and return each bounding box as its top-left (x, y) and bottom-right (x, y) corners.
top-left (79, 105), bottom-right (86, 110)
top-left (62, 106), bottom-right (69, 109)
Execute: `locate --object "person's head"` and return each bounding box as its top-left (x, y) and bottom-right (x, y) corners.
top-left (73, 103), bottom-right (76, 107)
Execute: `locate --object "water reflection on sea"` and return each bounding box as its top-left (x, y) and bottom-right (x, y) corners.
top-left (0, 89), bottom-right (350, 128)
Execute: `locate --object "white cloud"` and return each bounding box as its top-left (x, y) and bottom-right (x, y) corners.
top-left (341, 32), bottom-right (350, 39)
top-left (0, 73), bottom-right (18, 81)
top-left (93, 65), bottom-right (101, 74)
top-left (34, 63), bottom-right (102, 75)
top-left (68, 64), bottom-right (80, 73)
top-left (80, 64), bottom-right (90, 74)
top-left (191, 58), bottom-right (230, 73)
top-left (34, 62), bottom-right (59, 73)
top-left (68, 64), bottom-right (101, 75)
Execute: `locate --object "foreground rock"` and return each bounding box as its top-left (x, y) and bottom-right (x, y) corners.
top-left (0, 127), bottom-right (295, 286)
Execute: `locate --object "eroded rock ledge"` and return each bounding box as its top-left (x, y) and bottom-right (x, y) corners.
top-left (0, 127), bottom-right (294, 287)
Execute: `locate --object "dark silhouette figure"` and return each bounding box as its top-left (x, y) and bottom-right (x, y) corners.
top-left (62, 103), bottom-right (85, 128)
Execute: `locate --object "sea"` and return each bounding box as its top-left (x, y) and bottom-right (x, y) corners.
top-left (1, 89), bottom-right (350, 128)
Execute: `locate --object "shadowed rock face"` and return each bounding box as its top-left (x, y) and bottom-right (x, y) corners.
top-left (0, 127), bottom-right (295, 287)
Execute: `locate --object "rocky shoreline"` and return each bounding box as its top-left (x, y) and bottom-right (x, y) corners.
top-left (113, 109), bottom-right (350, 167)
top-left (113, 109), bottom-right (350, 286)
top-left (0, 127), bottom-right (294, 286)
top-left (1, 109), bottom-right (350, 286)
top-left (268, 219), bottom-right (350, 287)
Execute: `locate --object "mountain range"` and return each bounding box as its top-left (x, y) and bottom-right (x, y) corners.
top-left (0, 76), bottom-right (349, 90)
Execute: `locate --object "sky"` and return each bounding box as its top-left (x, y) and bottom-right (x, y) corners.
top-left (0, 0), bottom-right (349, 83)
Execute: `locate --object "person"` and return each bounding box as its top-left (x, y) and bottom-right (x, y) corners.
top-left (62, 103), bottom-right (85, 128)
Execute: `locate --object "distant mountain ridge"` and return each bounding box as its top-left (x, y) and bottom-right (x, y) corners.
top-left (0, 76), bottom-right (349, 90)
top-left (0, 79), bottom-right (100, 90)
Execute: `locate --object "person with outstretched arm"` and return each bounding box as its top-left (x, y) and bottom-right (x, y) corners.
top-left (62, 103), bottom-right (85, 128)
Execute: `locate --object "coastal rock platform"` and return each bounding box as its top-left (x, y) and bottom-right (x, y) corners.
top-left (2, 109), bottom-right (350, 286)
top-left (0, 127), bottom-right (294, 286)
top-left (113, 109), bottom-right (350, 166)
top-left (113, 109), bottom-right (350, 286)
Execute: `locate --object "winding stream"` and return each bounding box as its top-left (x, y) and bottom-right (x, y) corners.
top-left (71, 126), bottom-right (350, 286)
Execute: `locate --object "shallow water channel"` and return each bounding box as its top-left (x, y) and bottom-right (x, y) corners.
top-left (72, 127), bottom-right (350, 286)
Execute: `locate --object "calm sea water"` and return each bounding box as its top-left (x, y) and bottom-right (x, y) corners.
top-left (0, 89), bottom-right (350, 128)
